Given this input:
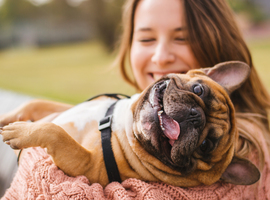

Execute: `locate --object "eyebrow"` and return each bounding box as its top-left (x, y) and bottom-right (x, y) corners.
top-left (135, 27), bottom-right (186, 32)
top-left (134, 27), bottom-right (152, 32)
top-left (175, 27), bottom-right (186, 31)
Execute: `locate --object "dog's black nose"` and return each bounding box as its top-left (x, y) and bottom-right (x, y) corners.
top-left (190, 108), bottom-right (200, 117)
top-left (189, 108), bottom-right (204, 128)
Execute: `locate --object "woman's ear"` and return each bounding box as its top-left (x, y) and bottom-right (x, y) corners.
top-left (220, 156), bottom-right (260, 185)
top-left (201, 61), bottom-right (250, 94)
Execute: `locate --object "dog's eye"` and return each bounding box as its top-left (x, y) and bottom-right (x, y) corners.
top-left (193, 84), bottom-right (204, 96)
top-left (200, 139), bottom-right (213, 154)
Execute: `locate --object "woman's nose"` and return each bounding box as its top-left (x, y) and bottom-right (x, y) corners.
top-left (151, 43), bottom-right (175, 67)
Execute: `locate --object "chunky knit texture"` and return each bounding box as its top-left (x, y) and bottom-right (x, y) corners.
top-left (3, 120), bottom-right (270, 200)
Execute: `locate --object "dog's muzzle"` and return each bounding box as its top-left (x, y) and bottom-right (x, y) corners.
top-left (147, 77), bottom-right (206, 172)
top-left (149, 80), bottom-right (181, 146)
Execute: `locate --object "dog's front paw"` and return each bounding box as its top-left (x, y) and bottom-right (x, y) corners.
top-left (0, 122), bottom-right (40, 149)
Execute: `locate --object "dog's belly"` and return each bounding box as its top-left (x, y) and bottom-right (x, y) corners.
top-left (52, 97), bottom-right (117, 147)
top-left (48, 95), bottom-right (145, 184)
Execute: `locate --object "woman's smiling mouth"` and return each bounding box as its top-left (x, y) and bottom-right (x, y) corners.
top-left (149, 71), bottom-right (188, 81)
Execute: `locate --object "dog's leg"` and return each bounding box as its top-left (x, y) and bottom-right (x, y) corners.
top-left (0, 121), bottom-right (92, 178)
top-left (0, 99), bottom-right (73, 127)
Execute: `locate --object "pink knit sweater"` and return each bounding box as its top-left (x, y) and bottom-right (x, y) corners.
top-left (3, 120), bottom-right (270, 199)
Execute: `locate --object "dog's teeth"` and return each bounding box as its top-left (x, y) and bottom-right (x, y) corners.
top-left (158, 110), bottom-right (165, 131)
top-left (158, 110), bottom-right (163, 115)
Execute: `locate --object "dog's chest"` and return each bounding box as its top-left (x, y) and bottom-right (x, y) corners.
top-left (52, 98), bottom-right (117, 146)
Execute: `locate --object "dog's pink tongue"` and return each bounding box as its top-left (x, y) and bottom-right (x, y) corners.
top-left (161, 112), bottom-right (180, 145)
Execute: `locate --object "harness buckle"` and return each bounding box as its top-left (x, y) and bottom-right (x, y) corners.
top-left (98, 115), bottom-right (113, 131)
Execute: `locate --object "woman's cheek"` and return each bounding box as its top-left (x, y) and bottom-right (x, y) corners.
top-left (131, 44), bottom-right (148, 73)
top-left (131, 43), bottom-right (155, 90)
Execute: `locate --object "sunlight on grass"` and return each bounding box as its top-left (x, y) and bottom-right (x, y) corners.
top-left (247, 38), bottom-right (270, 92)
top-left (0, 39), bottom-right (269, 104)
top-left (0, 41), bottom-right (135, 103)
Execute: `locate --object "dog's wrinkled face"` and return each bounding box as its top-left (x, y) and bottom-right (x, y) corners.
top-left (133, 71), bottom-right (233, 175)
top-left (132, 62), bottom-right (260, 186)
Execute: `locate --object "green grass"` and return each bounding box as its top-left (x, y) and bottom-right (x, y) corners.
top-left (0, 38), bottom-right (269, 104)
top-left (247, 38), bottom-right (270, 90)
top-left (0, 41), bottom-right (135, 104)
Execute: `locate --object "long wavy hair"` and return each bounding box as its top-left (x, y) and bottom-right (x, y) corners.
top-left (114, 0), bottom-right (270, 166)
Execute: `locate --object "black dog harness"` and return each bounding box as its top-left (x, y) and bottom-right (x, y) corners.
top-left (88, 93), bottom-right (130, 183)
top-left (18, 93), bottom-right (130, 184)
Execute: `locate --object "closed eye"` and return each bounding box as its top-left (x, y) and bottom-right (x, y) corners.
top-left (175, 37), bottom-right (186, 42)
top-left (139, 39), bottom-right (155, 43)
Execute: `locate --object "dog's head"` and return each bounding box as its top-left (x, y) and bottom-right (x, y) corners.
top-left (132, 61), bottom-right (260, 186)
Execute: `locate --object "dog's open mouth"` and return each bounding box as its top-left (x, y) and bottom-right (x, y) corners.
top-left (149, 80), bottom-right (181, 146)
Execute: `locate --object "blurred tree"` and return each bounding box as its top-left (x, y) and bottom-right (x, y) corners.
top-left (0, 0), bottom-right (39, 46)
top-left (90, 0), bottom-right (124, 51)
top-left (0, 0), bottom-right (125, 50)
top-left (228, 0), bottom-right (268, 24)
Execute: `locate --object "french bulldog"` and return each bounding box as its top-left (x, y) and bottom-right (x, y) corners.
top-left (1, 61), bottom-right (260, 187)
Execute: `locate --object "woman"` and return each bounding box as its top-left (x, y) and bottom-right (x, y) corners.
top-left (116, 0), bottom-right (270, 170)
top-left (1, 0), bottom-right (270, 199)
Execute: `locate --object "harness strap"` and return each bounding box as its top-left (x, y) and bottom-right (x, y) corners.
top-left (99, 102), bottom-right (121, 183)
top-left (97, 93), bottom-right (130, 183)
top-left (86, 93), bottom-right (130, 102)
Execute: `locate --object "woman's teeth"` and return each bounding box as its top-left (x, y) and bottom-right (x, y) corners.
top-left (153, 74), bottom-right (165, 81)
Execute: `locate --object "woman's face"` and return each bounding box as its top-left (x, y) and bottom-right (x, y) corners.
top-left (130, 0), bottom-right (200, 90)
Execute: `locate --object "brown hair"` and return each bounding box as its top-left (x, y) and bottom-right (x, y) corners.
top-left (115, 0), bottom-right (270, 160)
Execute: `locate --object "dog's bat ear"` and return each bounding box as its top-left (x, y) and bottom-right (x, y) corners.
top-left (220, 156), bottom-right (260, 185)
top-left (201, 61), bottom-right (250, 94)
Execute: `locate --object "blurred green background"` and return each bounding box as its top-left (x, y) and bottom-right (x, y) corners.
top-left (0, 0), bottom-right (269, 104)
